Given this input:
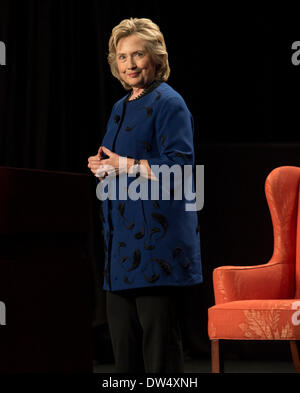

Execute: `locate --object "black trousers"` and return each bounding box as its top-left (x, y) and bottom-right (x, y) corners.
top-left (106, 286), bottom-right (184, 373)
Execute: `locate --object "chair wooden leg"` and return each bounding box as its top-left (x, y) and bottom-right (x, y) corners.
top-left (290, 341), bottom-right (300, 373)
top-left (211, 339), bottom-right (221, 373)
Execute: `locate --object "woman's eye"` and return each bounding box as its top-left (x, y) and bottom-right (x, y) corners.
top-left (136, 52), bottom-right (144, 57)
top-left (118, 55), bottom-right (126, 61)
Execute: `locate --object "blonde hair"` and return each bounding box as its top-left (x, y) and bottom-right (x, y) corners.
top-left (108, 18), bottom-right (170, 90)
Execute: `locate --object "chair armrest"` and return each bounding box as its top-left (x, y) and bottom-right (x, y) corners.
top-left (213, 261), bottom-right (295, 304)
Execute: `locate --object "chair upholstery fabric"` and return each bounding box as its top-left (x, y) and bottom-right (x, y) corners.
top-left (208, 166), bottom-right (300, 341)
top-left (208, 300), bottom-right (300, 340)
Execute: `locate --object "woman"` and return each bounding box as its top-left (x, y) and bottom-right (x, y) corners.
top-left (88, 17), bottom-right (202, 373)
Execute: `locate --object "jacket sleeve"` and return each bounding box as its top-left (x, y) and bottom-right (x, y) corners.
top-left (147, 96), bottom-right (195, 169)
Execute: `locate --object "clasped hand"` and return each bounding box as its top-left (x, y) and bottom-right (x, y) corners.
top-left (88, 146), bottom-right (125, 180)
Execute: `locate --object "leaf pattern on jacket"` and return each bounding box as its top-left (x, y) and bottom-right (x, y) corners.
top-left (143, 272), bottom-right (160, 283)
top-left (151, 212), bottom-right (168, 238)
top-left (126, 249), bottom-right (141, 272)
top-left (134, 225), bottom-right (145, 239)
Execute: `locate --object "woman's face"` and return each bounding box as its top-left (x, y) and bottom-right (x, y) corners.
top-left (116, 34), bottom-right (156, 89)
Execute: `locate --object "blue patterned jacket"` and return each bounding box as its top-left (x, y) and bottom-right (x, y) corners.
top-left (99, 82), bottom-right (203, 291)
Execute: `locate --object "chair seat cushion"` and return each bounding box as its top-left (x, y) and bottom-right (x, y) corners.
top-left (208, 299), bottom-right (300, 340)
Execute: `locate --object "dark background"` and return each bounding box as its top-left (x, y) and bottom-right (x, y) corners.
top-left (0, 0), bottom-right (299, 365)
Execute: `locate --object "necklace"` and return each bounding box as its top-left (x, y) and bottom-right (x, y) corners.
top-left (128, 90), bottom-right (145, 101)
top-left (127, 80), bottom-right (160, 102)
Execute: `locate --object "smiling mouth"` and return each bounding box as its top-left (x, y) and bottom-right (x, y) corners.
top-left (128, 72), bottom-right (140, 77)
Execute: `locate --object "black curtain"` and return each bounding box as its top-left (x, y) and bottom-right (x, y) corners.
top-left (2, 2), bottom-right (298, 170)
top-left (0, 1), bottom-right (299, 362)
top-left (0, 1), bottom-right (281, 173)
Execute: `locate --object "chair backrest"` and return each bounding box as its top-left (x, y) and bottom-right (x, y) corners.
top-left (265, 166), bottom-right (300, 298)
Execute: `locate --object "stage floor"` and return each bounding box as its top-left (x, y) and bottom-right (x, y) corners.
top-left (93, 357), bottom-right (295, 374)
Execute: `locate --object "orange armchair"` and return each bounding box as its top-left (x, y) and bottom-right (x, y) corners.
top-left (208, 166), bottom-right (300, 372)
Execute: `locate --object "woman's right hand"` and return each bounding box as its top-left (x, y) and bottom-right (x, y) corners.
top-left (88, 146), bottom-right (117, 180)
top-left (87, 154), bottom-right (104, 178)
